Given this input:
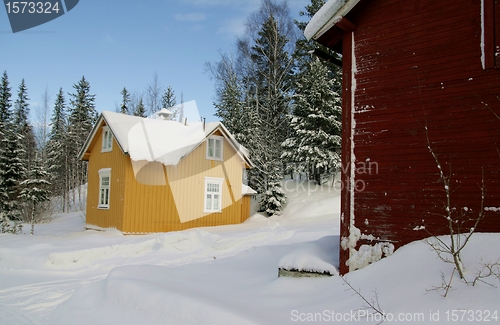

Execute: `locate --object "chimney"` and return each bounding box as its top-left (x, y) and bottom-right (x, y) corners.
top-left (181, 117), bottom-right (188, 126)
top-left (203, 117), bottom-right (206, 131)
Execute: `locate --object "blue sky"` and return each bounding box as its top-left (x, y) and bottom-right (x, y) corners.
top-left (1, 0), bottom-right (311, 122)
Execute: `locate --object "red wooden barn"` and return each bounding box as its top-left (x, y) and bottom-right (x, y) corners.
top-left (305, 0), bottom-right (500, 274)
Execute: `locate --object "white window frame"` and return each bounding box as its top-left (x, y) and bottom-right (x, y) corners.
top-left (204, 177), bottom-right (223, 213)
top-left (98, 168), bottom-right (111, 209)
top-left (101, 126), bottom-right (113, 152)
top-left (206, 135), bottom-right (223, 161)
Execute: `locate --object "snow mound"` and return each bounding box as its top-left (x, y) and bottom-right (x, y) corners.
top-left (44, 230), bottom-right (225, 269)
top-left (48, 265), bottom-right (261, 325)
top-left (278, 236), bottom-right (338, 274)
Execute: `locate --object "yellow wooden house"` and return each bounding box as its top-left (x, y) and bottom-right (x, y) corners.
top-left (78, 111), bottom-right (255, 234)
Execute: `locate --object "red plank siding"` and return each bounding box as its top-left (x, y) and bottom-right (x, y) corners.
top-left (318, 0), bottom-right (500, 273)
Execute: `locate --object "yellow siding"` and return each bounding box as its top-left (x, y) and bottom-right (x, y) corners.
top-left (120, 134), bottom-right (246, 233)
top-left (241, 196), bottom-right (252, 223)
top-left (86, 124), bottom-right (250, 233)
top-left (86, 123), bottom-right (127, 230)
top-left (120, 160), bottom-right (174, 233)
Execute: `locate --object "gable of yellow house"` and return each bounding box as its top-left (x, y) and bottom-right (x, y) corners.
top-left (79, 111), bottom-right (255, 233)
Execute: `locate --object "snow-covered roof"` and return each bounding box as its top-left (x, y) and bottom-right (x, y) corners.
top-left (154, 108), bottom-right (173, 119)
top-left (242, 184), bottom-right (257, 196)
top-left (304, 0), bottom-right (360, 41)
top-left (79, 111), bottom-right (253, 167)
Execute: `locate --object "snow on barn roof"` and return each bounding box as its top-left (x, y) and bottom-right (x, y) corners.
top-left (304, 0), bottom-right (360, 41)
top-left (242, 184), bottom-right (257, 196)
top-left (79, 111), bottom-right (253, 167)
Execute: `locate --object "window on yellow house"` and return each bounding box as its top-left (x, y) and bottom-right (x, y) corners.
top-left (98, 168), bottom-right (111, 209)
top-left (206, 135), bottom-right (223, 160)
top-left (102, 126), bottom-right (113, 152)
top-left (204, 177), bottom-right (223, 213)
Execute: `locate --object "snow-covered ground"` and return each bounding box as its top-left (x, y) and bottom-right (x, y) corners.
top-left (1, 179), bottom-right (499, 324)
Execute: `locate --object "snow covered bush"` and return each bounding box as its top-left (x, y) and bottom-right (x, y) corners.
top-left (259, 165), bottom-right (287, 216)
top-left (0, 213), bottom-right (22, 234)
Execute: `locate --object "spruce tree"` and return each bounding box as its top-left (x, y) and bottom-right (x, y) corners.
top-left (133, 98), bottom-right (146, 118)
top-left (0, 71), bottom-right (12, 133)
top-left (19, 154), bottom-right (51, 234)
top-left (281, 58), bottom-right (342, 184)
top-left (162, 86), bottom-right (176, 108)
top-left (67, 76), bottom-right (97, 204)
top-left (249, 13), bottom-right (293, 215)
top-left (0, 71), bottom-right (25, 223)
top-left (46, 88), bottom-right (68, 211)
top-left (120, 87), bottom-right (130, 114)
top-left (13, 79), bottom-right (37, 172)
top-left (293, 0), bottom-right (341, 92)
top-left (212, 54), bottom-right (247, 142)
top-left (0, 130), bottom-right (26, 221)
top-left (293, 0), bottom-right (329, 67)
top-left (0, 71), bottom-right (12, 219)
top-left (161, 86), bottom-right (178, 119)
top-left (207, 0), bottom-right (299, 215)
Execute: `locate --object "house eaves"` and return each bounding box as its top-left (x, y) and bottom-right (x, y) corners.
top-left (304, 0), bottom-right (360, 41)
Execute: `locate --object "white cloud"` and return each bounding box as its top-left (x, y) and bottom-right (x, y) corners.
top-left (192, 24), bottom-right (204, 31)
top-left (174, 13), bottom-right (206, 22)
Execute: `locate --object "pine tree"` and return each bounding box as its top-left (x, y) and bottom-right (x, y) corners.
top-left (120, 87), bottom-right (130, 114)
top-left (19, 154), bottom-right (51, 234)
top-left (281, 58), bottom-right (342, 184)
top-left (133, 98), bottom-right (146, 118)
top-left (46, 88), bottom-right (68, 211)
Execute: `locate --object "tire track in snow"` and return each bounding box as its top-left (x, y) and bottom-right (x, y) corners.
top-left (0, 304), bottom-right (40, 325)
top-left (0, 276), bottom-right (105, 324)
